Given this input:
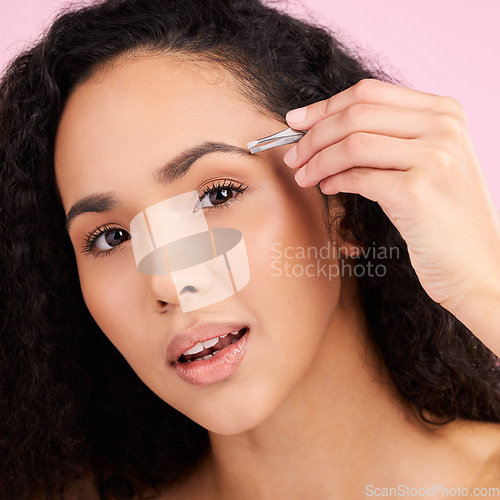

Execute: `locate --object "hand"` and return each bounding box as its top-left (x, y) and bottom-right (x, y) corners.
top-left (283, 79), bottom-right (500, 321)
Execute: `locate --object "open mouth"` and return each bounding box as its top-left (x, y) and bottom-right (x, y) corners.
top-left (177, 327), bottom-right (248, 364)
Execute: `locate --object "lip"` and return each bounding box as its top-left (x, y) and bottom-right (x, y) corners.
top-left (173, 331), bottom-right (249, 386)
top-left (167, 321), bottom-right (250, 386)
top-left (167, 321), bottom-right (249, 362)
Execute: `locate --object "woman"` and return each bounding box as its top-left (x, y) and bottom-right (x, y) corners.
top-left (1, 0), bottom-right (499, 498)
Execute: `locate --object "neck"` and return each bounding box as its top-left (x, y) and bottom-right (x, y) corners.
top-left (202, 276), bottom-right (443, 499)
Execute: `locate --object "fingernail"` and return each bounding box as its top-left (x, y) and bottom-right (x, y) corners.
top-left (295, 165), bottom-right (307, 185)
top-left (286, 106), bottom-right (307, 125)
top-left (283, 145), bottom-right (297, 167)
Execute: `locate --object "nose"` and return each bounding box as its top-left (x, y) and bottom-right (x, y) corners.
top-left (148, 256), bottom-right (234, 313)
top-left (147, 272), bottom-right (181, 312)
top-left (147, 264), bottom-right (211, 310)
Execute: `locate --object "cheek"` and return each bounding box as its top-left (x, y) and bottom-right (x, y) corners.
top-left (77, 256), bottom-right (146, 351)
top-left (238, 180), bottom-right (339, 320)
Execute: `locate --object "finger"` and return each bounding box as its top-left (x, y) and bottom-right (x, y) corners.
top-left (294, 133), bottom-right (426, 188)
top-left (286, 79), bottom-right (448, 131)
top-left (284, 103), bottom-right (431, 169)
top-left (318, 167), bottom-right (407, 210)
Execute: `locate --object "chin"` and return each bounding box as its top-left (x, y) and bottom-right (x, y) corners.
top-left (190, 387), bottom-right (280, 436)
top-left (202, 413), bottom-right (268, 436)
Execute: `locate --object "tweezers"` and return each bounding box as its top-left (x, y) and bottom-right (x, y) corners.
top-left (247, 127), bottom-right (306, 154)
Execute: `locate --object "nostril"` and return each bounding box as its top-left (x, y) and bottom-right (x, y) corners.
top-left (180, 285), bottom-right (197, 294)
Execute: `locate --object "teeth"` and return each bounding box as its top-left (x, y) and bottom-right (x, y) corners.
top-left (181, 329), bottom-right (246, 357)
top-left (201, 354), bottom-right (213, 360)
top-left (183, 342), bottom-right (204, 356)
top-left (202, 338), bottom-right (219, 349)
top-left (218, 330), bottom-right (239, 339)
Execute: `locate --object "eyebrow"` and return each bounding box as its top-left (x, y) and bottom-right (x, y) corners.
top-left (153, 141), bottom-right (252, 184)
top-left (65, 193), bottom-right (120, 232)
top-left (65, 141), bottom-right (253, 232)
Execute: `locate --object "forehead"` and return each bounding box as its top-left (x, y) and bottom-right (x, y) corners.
top-left (59, 52), bottom-right (259, 130)
top-left (54, 53), bottom-right (277, 206)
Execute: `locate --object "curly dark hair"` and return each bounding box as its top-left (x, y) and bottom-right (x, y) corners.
top-left (1, 0), bottom-right (499, 498)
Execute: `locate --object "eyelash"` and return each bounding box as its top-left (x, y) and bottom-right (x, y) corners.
top-left (82, 179), bottom-right (248, 257)
top-left (198, 179), bottom-right (248, 211)
top-left (81, 224), bottom-right (128, 258)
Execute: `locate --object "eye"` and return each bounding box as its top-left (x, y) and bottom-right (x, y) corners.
top-left (94, 228), bottom-right (130, 250)
top-left (198, 180), bottom-right (248, 210)
top-left (82, 225), bottom-right (131, 257)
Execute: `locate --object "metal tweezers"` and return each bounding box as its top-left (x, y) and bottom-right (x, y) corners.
top-left (247, 127), bottom-right (306, 154)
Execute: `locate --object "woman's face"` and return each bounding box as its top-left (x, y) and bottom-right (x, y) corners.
top-left (55, 54), bottom-right (342, 435)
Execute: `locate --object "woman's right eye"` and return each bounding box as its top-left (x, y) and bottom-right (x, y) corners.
top-left (82, 225), bottom-right (131, 257)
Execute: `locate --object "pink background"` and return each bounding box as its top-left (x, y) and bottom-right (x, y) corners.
top-left (1, 0), bottom-right (499, 208)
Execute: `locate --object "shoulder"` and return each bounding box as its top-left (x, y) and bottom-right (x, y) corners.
top-left (153, 455), bottom-right (215, 500)
top-left (449, 419), bottom-right (500, 488)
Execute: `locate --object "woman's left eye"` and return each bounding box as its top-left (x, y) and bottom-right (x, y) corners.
top-left (198, 180), bottom-right (248, 210)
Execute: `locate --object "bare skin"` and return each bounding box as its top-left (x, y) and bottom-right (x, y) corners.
top-left (163, 273), bottom-right (500, 500)
top-left (54, 54), bottom-right (500, 500)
